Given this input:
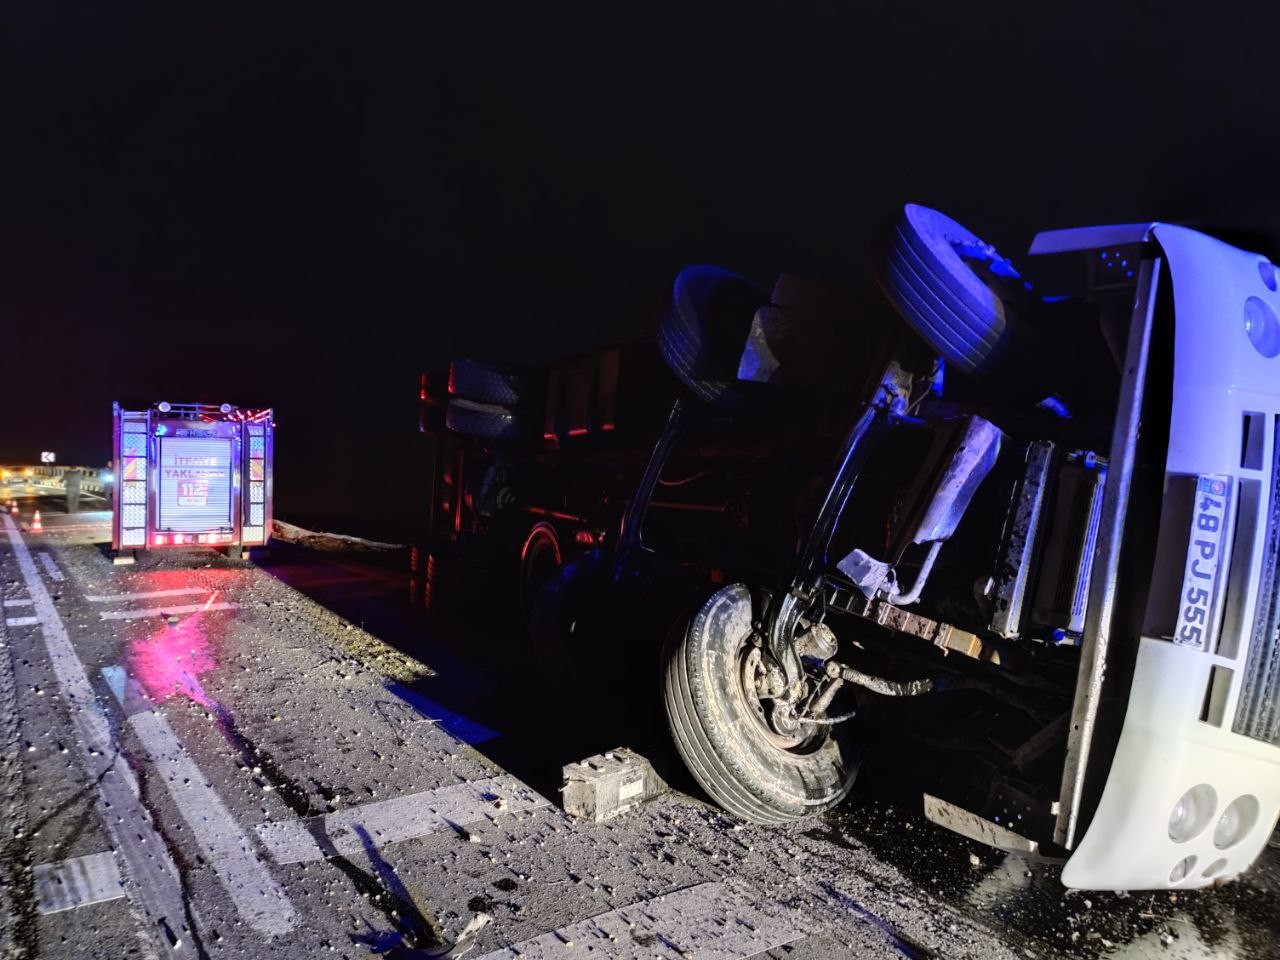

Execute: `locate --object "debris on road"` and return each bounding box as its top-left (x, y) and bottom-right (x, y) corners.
top-left (562, 747), bottom-right (667, 822)
top-left (5, 500), bottom-right (1279, 960)
top-left (272, 518), bottom-right (406, 552)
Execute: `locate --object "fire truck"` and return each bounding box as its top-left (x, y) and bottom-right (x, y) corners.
top-left (111, 401), bottom-right (274, 558)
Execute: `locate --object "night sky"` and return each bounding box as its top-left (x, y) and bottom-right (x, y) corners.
top-left (3, 4), bottom-right (1279, 537)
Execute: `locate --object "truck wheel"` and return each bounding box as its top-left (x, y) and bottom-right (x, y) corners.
top-left (875, 204), bottom-right (1045, 379)
top-left (448, 358), bottom-right (539, 408)
top-left (519, 522), bottom-right (563, 628)
top-left (659, 265), bottom-right (771, 412)
top-left (419, 370), bottom-right (449, 434)
top-left (662, 583), bottom-right (858, 823)
top-left (528, 552), bottom-right (607, 680)
top-left (444, 398), bottom-right (526, 442)
top-left (409, 544), bottom-right (428, 607)
top-left (423, 550), bottom-right (487, 618)
top-left (422, 551), bottom-right (455, 615)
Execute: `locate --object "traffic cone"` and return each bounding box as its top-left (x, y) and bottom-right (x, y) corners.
top-left (31, 511), bottom-right (42, 532)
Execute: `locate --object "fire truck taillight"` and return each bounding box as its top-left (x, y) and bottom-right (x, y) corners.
top-left (153, 534), bottom-right (168, 546)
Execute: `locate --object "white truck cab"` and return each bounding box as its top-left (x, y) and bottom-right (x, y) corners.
top-left (1028, 223), bottom-right (1280, 889)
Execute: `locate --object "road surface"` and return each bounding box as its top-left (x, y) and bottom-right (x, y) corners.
top-left (1, 481), bottom-right (1278, 960)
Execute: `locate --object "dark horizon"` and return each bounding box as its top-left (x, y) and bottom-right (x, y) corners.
top-left (5, 4), bottom-right (1280, 537)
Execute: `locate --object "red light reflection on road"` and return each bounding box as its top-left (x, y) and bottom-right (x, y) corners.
top-left (128, 590), bottom-right (222, 707)
top-left (128, 568), bottom-right (238, 593)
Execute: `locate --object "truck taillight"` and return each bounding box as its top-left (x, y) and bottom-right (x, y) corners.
top-left (154, 534), bottom-right (168, 546)
top-left (173, 534), bottom-right (187, 545)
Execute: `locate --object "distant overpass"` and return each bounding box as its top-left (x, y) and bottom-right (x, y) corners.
top-left (0, 465), bottom-right (111, 500)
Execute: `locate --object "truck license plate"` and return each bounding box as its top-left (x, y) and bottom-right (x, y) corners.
top-left (1174, 475), bottom-right (1231, 650)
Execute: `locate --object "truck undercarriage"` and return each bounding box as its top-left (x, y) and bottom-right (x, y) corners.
top-left (419, 206), bottom-right (1280, 891)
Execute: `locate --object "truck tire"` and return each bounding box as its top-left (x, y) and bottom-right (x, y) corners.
top-left (422, 550), bottom-right (486, 618)
top-left (409, 544), bottom-right (428, 607)
top-left (419, 370), bottom-right (449, 434)
top-left (527, 551), bottom-right (608, 681)
top-left (519, 522), bottom-right (564, 629)
top-left (422, 551), bottom-right (454, 615)
top-left (448, 358), bottom-right (539, 408)
top-left (444, 398), bottom-right (526, 442)
top-left (659, 265), bottom-right (771, 412)
top-left (662, 583), bottom-right (858, 824)
top-left (875, 204), bottom-right (1045, 379)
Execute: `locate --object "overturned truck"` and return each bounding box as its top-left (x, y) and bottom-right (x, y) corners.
top-left (420, 206), bottom-right (1280, 891)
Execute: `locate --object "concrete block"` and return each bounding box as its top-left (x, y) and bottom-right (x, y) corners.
top-left (561, 747), bottom-right (667, 822)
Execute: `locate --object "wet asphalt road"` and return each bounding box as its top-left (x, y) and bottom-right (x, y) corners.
top-left (1, 482), bottom-right (1278, 960)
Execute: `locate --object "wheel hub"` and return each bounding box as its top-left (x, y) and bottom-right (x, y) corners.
top-left (740, 647), bottom-right (808, 749)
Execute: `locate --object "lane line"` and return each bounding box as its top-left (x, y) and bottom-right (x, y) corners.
top-left (2, 514), bottom-right (199, 954)
top-left (256, 775), bottom-right (550, 865)
top-left (2, 598), bottom-right (33, 607)
top-left (101, 663), bottom-right (127, 706)
top-left (37, 552), bottom-right (64, 581)
top-left (34, 851), bottom-right (126, 914)
top-left (100, 602), bottom-right (240, 621)
top-left (104, 668), bottom-right (298, 936)
top-left (5, 616), bottom-right (39, 627)
top-left (84, 587), bottom-right (211, 603)
top-left (473, 879), bottom-right (805, 960)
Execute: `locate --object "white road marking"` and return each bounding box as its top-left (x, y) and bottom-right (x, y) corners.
top-left (84, 587), bottom-right (211, 603)
top-left (101, 663), bottom-right (127, 706)
top-left (5, 615), bottom-right (39, 627)
top-left (37, 552), bottom-right (64, 581)
top-left (104, 668), bottom-right (298, 936)
top-left (2, 514), bottom-right (200, 953)
top-left (2, 597), bottom-right (33, 607)
top-left (99, 601), bottom-right (240, 621)
top-left (35, 851), bottom-right (126, 914)
top-left (473, 879), bottom-right (805, 960)
top-left (256, 775), bottom-right (551, 865)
